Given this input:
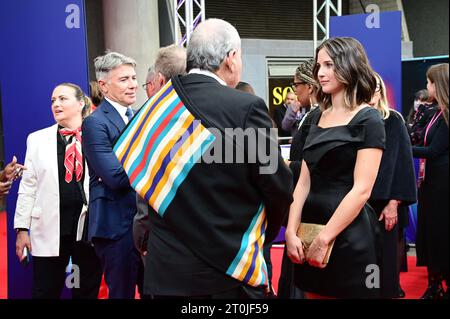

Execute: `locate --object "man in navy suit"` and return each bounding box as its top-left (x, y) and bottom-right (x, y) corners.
top-left (82, 51), bottom-right (140, 299)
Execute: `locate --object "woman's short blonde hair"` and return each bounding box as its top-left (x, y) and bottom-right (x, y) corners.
top-left (373, 72), bottom-right (391, 120)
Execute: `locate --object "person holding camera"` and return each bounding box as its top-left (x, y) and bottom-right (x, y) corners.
top-left (0, 156), bottom-right (25, 196)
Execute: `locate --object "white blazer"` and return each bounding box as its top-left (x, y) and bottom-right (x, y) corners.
top-left (14, 124), bottom-right (89, 257)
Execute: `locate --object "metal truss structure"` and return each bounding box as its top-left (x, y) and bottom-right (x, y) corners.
top-left (313, 0), bottom-right (342, 51)
top-left (174, 0), bottom-right (206, 46)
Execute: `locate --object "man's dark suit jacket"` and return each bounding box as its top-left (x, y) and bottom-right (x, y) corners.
top-left (82, 100), bottom-right (137, 240)
top-left (273, 104), bottom-right (291, 137)
top-left (144, 74), bottom-right (293, 296)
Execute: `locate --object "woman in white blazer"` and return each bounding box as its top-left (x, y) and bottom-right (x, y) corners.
top-left (14, 83), bottom-right (102, 299)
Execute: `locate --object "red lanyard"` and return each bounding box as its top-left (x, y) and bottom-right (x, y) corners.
top-left (424, 110), bottom-right (443, 146)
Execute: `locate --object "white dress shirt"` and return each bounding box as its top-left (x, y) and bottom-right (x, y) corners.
top-left (105, 97), bottom-right (133, 124)
top-left (189, 68), bottom-right (227, 86)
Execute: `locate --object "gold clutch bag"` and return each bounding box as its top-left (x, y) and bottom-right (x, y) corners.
top-left (297, 223), bottom-right (335, 264)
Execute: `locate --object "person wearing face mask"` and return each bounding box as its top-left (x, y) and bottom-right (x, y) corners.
top-left (407, 89), bottom-right (429, 126)
top-left (14, 83), bottom-right (102, 299)
top-left (408, 89), bottom-right (438, 146)
top-left (413, 90), bottom-right (429, 111)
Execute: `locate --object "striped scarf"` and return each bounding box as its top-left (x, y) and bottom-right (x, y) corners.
top-left (114, 81), bottom-right (215, 216)
top-left (114, 80), bottom-right (269, 287)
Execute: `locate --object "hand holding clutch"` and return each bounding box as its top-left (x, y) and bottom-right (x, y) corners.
top-left (297, 223), bottom-right (335, 266)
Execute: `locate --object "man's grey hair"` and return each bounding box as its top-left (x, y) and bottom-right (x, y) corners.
top-left (187, 19), bottom-right (241, 73)
top-left (94, 51), bottom-right (137, 81)
top-left (155, 45), bottom-right (187, 80)
top-left (146, 64), bottom-right (157, 83)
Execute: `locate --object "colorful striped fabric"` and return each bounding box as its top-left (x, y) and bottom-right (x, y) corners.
top-left (114, 80), bottom-right (216, 216)
top-left (226, 204), bottom-right (269, 287)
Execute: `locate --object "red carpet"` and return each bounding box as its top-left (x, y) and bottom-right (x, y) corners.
top-left (0, 217), bottom-right (430, 299)
top-left (400, 253), bottom-right (429, 299)
top-left (270, 244), bottom-right (428, 299)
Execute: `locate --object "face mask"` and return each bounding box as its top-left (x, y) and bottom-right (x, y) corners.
top-left (414, 100), bottom-right (421, 111)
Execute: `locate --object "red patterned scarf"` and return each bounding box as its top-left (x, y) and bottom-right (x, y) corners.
top-left (59, 127), bottom-right (83, 183)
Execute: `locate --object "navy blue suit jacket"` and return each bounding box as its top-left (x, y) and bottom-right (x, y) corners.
top-left (82, 99), bottom-right (137, 240)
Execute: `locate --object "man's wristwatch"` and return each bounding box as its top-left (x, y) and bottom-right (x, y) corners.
top-left (15, 228), bottom-right (28, 234)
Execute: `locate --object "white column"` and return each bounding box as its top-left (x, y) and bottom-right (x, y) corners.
top-left (102, 0), bottom-right (160, 109)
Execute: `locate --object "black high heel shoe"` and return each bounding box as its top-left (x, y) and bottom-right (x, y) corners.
top-left (397, 286), bottom-right (405, 298)
top-left (420, 284), bottom-right (445, 299)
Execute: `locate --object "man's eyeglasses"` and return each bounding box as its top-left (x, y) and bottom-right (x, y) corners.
top-left (291, 81), bottom-right (307, 89)
top-left (142, 82), bottom-right (152, 90)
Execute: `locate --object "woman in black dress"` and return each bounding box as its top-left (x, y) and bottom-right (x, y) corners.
top-left (368, 73), bottom-right (417, 298)
top-left (413, 63), bottom-right (449, 299)
top-left (285, 37), bottom-right (385, 298)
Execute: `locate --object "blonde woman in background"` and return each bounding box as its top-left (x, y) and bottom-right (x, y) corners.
top-left (368, 72), bottom-right (417, 298)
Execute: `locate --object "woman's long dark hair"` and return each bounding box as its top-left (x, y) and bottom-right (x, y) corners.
top-left (313, 37), bottom-right (377, 110)
top-left (427, 63), bottom-right (449, 125)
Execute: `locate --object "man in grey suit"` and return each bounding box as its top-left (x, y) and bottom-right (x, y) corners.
top-left (134, 44), bottom-right (187, 257)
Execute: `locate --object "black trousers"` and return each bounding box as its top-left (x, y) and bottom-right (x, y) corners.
top-left (263, 243), bottom-right (273, 289)
top-left (32, 236), bottom-right (102, 299)
top-left (370, 200), bottom-right (401, 298)
top-left (277, 246), bottom-right (304, 299)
